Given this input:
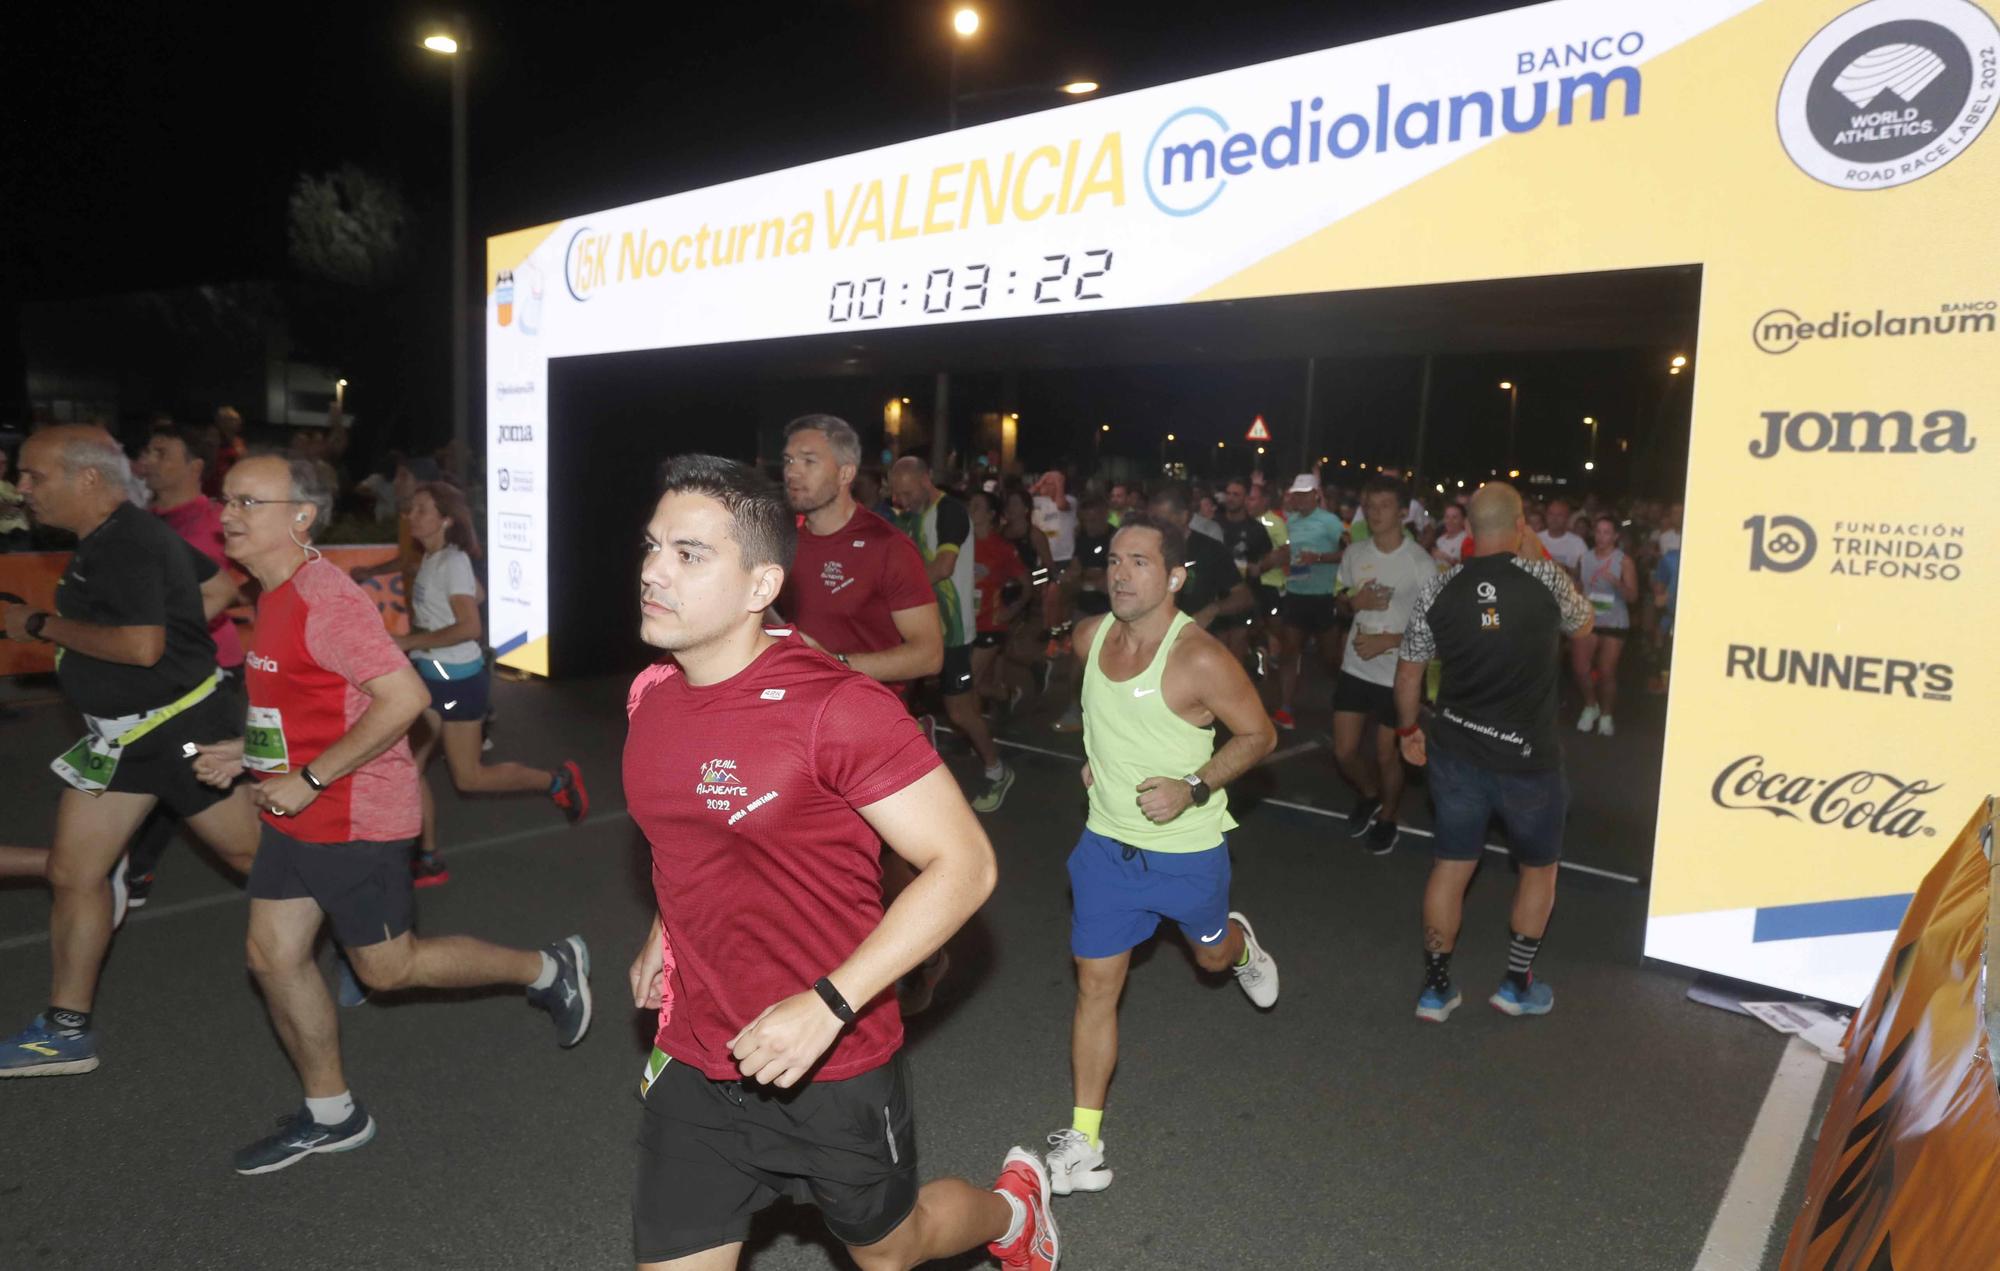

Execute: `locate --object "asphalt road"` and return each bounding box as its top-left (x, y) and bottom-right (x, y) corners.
top-left (0, 665), bottom-right (1827, 1270)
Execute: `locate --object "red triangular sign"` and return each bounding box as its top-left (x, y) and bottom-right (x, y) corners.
top-left (1245, 416), bottom-right (1271, 441)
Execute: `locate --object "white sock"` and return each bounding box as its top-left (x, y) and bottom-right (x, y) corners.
top-left (305, 1091), bottom-right (356, 1126)
top-left (984, 761), bottom-right (1005, 780)
top-left (529, 952), bottom-right (558, 990)
top-left (994, 1190), bottom-right (1026, 1246)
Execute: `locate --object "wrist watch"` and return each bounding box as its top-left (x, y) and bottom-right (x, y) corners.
top-left (25, 611), bottom-right (51, 641)
top-left (1182, 774), bottom-right (1211, 807)
top-left (812, 975), bottom-right (856, 1025)
top-left (835, 652), bottom-right (851, 667)
top-left (299, 765), bottom-right (327, 792)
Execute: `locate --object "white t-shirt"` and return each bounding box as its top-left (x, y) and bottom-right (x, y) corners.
top-left (1033, 496), bottom-right (1077, 563)
top-left (410, 546), bottom-right (484, 667)
top-left (1433, 529), bottom-right (1469, 568)
top-left (1540, 530), bottom-right (1587, 578)
top-left (1655, 528), bottom-right (1682, 554)
top-left (1337, 535), bottom-right (1436, 686)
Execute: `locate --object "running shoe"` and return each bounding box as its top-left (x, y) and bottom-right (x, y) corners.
top-left (1044, 1128), bottom-right (1113, 1195)
top-left (233, 1103), bottom-right (375, 1175)
top-left (1347, 795), bottom-right (1381, 837)
top-left (989, 1148), bottom-right (1060, 1270)
top-left (1052, 704), bottom-right (1083, 734)
top-left (1228, 911), bottom-right (1279, 1009)
top-left (0, 1015), bottom-right (99, 1078)
top-left (1415, 985), bottom-right (1462, 1023)
top-left (410, 851), bottom-right (451, 889)
top-left (1271, 708), bottom-right (1296, 731)
top-left (1489, 978), bottom-right (1555, 1017)
top-left (1365, 819), bottom-right (1400, 856)
top-left (1597, 715), bottom-right (1616, 737)
top-left (1575, 704), bottom-right (1601, 733)
top-left (124, 868), bottom-right (154, 911)
top-left (334, 948), bottom-right (371, 1008)
top-left (110, 854), bottom-right (130, 931)
top-left (972, 765), bottom-right (1016, 813)
top-left (549, 760), bottom-right (589, 825)
top-left (528, 935), bottom-right (593, 1047)
top-left (898, 949), bottom-right (949, 1016)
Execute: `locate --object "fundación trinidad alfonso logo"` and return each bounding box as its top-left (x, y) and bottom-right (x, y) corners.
top-left (1776, 0), bottom-right (2000, 190)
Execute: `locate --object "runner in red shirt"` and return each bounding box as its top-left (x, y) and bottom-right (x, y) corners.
top-left (623, 455), bottom-right (1057, 1271)
top-left (970, 488), bottom-right (1030, 709)
top-left (191, 455), bottom-right (592, 1177)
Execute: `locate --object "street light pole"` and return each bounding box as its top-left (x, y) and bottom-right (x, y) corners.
top-left (1499, 380), bottom-right (1520, 468)
top-left (450, 36), bottom-right (468, 461)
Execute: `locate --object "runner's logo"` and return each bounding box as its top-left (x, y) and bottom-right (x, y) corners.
top-left (1776, 0), bottom-right (2000, 190)
top-left (1710, 754), bottom-right (1943, 838)
top-left (246, 652), bottom-right (279, 672)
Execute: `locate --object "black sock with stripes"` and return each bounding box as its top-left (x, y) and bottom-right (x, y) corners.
top-left (1506, 932), bottom-right (1543, 990)
top-left (1423, 951), bottom-right (1452, 994)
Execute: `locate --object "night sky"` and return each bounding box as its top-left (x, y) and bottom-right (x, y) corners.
top-left (7, 0), bottom-right (1688, 489)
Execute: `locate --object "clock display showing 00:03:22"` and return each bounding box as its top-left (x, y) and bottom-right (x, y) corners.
top-left (826, 249), bottom-right (1113, 323)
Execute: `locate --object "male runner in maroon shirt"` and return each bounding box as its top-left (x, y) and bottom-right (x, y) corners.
top-left (623, 455), bottom-right (1057, 1271)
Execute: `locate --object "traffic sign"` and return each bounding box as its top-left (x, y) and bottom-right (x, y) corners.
top-left (1245, 415), bottom-right (1271, 442)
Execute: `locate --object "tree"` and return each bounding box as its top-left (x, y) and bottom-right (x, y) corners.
top-left (287, 164), bottom-right (410, 290)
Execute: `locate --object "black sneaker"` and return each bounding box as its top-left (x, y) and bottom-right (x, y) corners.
top-left (410, 851), bottom-right (451, 889)
top-left (125, 870), bottom-right (155, 910)
top-left (233, 1103), bottom-right (375, 1175)
top-left (1347, 796), bottom-right (1382, 837)
top-left (1365, 818), bottom-right (1401, 856)
top-left (528, 935), bottom-right (592, 1048)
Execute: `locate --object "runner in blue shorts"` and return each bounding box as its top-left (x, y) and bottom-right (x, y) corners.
top-left (1043, 513), bottom-right (1280, 1198)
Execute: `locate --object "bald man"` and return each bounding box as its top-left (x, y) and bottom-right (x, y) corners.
top-left (1, 427), bottom-right (258, 1077)
top-left (1390, 483), bottom-right (1591, 1023)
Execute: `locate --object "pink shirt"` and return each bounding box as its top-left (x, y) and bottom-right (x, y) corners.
top-left (154, 496), bottom-right (243, 669)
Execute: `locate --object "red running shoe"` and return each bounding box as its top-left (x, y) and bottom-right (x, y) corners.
top-left (1271, 708), bottom-right (1296, 731)
top-left (411, 852), bottom-right (451, 889)
top-left (988, 1147), bottom-right (1060, 1270)
top-left (549, 760), bottom-right (589, 825)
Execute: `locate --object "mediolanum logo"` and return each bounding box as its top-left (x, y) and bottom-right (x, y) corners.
top-left (1751, 304), bottom-right (1995, 353)
top-left (1710, 755), bottom-right (1944, 838)
top-left (1748, 408), bottom-right (1975, 457)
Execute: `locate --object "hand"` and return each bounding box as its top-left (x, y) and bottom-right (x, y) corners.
top-left (350, 565), bottom-right (375, 584)
top-left (1398, 728), bottom-right (1427, 767)
top-left (1081, 761), bottom-right (1093, 790)
top-left (1135, 775), bottom-right (1194, 824)
top-left (251, 773), bottom-right (320, 818)
top-left (1355, 631), bottom-right (1401, 660)
top-left (1352, 581), bottom-right (1391, 611)
top-left (193, 738), bottom-right (246, 788)
top-left (729, 989), bottom-right (846, 1088)
top-left (2, 603), bottom-right (32, 641)
top-left (630, 931), bottom-right (665, 1010)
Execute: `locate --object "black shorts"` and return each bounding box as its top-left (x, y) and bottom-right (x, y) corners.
top-left (420, 664), bottom-right (490, 722)
top-left (634, 1052), bottom-right (917, 1261)
top-left (90, 688), bottom-right (242, 819)
top-left (246, 825), bottom-right (416, 948)
top-left (1332, 670), bottom-right (1398, 727)
top-left (941, 643), bottom-right (974, 696)
top-left (973, 630), bottom-right (1006, 649)
top-left (1280, 592), bottom-right (1339, 634)
top-left (1252, 583), bottom-right (1282, 620)
top-left (1592, 627), bottom-right (1629, 642)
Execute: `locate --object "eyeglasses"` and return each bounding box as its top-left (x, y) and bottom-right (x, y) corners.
top-left (219, 495), bottom-right (311, 512)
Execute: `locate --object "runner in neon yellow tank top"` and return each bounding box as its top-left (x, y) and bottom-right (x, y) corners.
top-left (1042, 512), bottom-right (1281, 1198)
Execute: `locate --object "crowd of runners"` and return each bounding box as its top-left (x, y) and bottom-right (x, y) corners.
top-left (0, 413), bottom-right (1683, 1270)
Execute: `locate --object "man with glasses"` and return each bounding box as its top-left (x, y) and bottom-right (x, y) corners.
top-left (190, 455), bottom-right (591, 1173)
top-left (0, 426), bottom-right (258, 1077)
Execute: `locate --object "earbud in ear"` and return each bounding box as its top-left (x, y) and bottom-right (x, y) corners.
top-left (1169, 577), bottom-right (1182, 591)
top-left (296, 512), bottom-right (308, 522)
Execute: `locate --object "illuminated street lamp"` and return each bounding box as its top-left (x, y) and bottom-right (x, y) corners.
top-left (1062, 81), bottom-right (1100, 95)
top-left (1583, 415), bottom-right (1599, 468)
top-left (953, 6), bottom-right (979, 36)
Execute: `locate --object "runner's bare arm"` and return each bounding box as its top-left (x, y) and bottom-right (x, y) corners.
top-left (1394, 658), bottom-right (1428, 766)
top-left (200, 571), bottom-right (241, 622)
top-left (1214, 579), bottom-right (1254, 617)
top-left (3, 603), bottom-right (163, 666)
top-left (251, 665), bottom-right (428, 817)
top-left (399, 593), bottom-right (481, 653)
top-left (923, 544), bottom-right (958, 585)
top-left (629, 913), bottom-right (666, 1010)
top-left (729, 766), bottom-right (996, 1087)
top-left (843, 602), bottom-right (943, 683)
top-left (1183, 635), bottom-right (1276, 789)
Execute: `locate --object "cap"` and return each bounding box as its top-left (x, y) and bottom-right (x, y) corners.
top-left (1287, 473), bottom-right (1321, 493)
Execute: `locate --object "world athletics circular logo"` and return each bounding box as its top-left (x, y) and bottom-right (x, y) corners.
top-left (1777, 0), bottom-right (1999, 190)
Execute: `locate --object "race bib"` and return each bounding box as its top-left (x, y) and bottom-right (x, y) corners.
top-left (638, 1047), bottom-right (672, 1100)
top-left (51, 734), bottom-right (121, 794)
top-left (1589, 590), bottom-right (1617, 615)
top-left (243, 705), bottom-right (291, 773)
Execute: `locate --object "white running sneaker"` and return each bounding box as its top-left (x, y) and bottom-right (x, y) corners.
top-left (1575, 704), bottom-right (1601, 733)
top-left (1044, 1128), bottom-right (1113, 1195)
top-left (110, 854), bottom-right (130, 932)
top-left (1596, 714), bottom-right (1616, 737)
top-left (1228, 911), bottom-right (1279, 1008)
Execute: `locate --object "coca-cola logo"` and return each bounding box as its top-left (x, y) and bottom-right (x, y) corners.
top-left (1709, 755), bottom-right (1942, 838)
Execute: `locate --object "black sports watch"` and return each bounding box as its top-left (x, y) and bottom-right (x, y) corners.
top-left (1183, 774), bottom-right (1211, 807)
top-left (299, 765), bottom-right (327, 792)
top-left (812, 975), bottom-right (856, 1025)
top-left (24, 611), bottom-right (51, 642)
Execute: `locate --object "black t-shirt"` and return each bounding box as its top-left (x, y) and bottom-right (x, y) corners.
top-left (1398, 552), bottom-right (1591, 772)
top-left (1175, 527), bottom-right (1242, 618)
top-left (1072, 525), bottom-right (1113, 581)
top-left (55, 500), bottom-right (221, 717)
top-left (1219, 514), bottom-right (1274, 583)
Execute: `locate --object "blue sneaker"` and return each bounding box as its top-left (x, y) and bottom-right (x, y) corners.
top-left (0, 1015), bottom-right (100, 1077)
top-left (1489, 978), bottom-right (1555, 1016)
top-left (1414, 986), bottom-right (1462, 1023)
top-left (527, 935), bottom-right (592, 1048)
top-left (233, 1103), bottom-right (376, 1175)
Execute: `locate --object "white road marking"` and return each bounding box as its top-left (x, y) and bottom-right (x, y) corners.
top-left (1693, 1036), bottom-right (1831, 1271)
